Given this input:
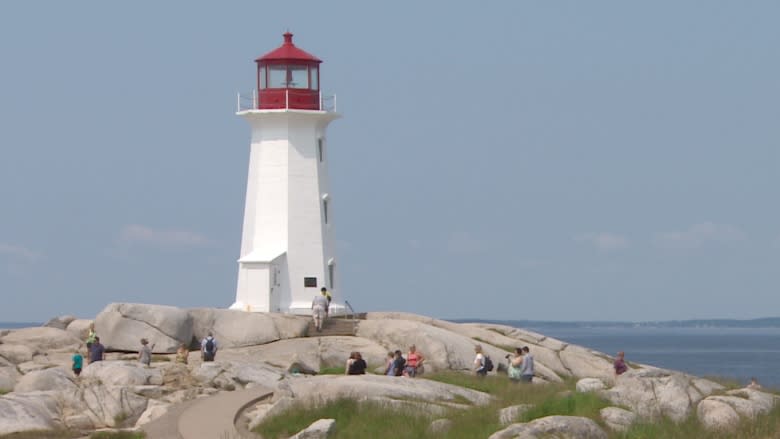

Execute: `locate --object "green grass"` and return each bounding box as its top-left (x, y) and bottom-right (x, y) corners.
top-left (0, 430), bottom-right (79, 439)
top-left (318, 366), bottom-right (346, 375)
top-left (253, 371), bottom-right (780, 439)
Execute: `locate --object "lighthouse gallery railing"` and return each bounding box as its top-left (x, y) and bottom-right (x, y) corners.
top-left (237, 90), bottom-right (337, 112)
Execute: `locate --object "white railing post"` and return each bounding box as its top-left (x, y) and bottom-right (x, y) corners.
top-left (253, 89), bottom-right (257, 109)
top-left (319, 90), bottom-right (322, 111)
top-left (285, 89), bottom-right (289, 109)
top-left (333, 94), bottom-right (337, 113)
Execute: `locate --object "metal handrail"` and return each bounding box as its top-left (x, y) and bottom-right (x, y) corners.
top-left (236, 90), bottom-right (337, 112)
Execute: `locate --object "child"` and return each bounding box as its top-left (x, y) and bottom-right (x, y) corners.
top-left (72, 348), bottom-right (83, 376)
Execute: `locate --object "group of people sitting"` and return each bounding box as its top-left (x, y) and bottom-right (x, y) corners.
top-left (384, 345), bottom-right (425, 377)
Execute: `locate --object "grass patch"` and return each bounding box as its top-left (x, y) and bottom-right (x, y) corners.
top-left (255, 398), bottom-right (432, 439)
top-left (318, 366), bottom-right (345, 375)
top-left (520, 391), bottom-right (609, 421)
top-left (0, 389), bottom-right (9, 395)
top-left (151, 354), bottom-right (171, 362)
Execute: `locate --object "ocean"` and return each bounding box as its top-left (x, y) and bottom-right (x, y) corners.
top-left (522, 325), bottom-right (780, 389)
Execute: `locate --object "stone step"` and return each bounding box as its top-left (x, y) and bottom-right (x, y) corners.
top-left (306, 318), bottom-right (357, 337)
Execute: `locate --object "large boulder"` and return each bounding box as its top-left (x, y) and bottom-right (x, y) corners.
top-left (14, 366), bottom-right (78, 393)
top-left (95, 303), bottom-right (193, 353)
top-left (66, 319), bottom-right (93, 341)
top-left (576, 378), bottom-right (606, 393)
top-left (489, 415), bottom-right (608, 439)
top-left (80, 361), bottom-right (163, 387)
top-left (600, 407), bottom-right (637, 432)
top-left (0, 327), bottom-right (82, 352)
top-left (81, 383), bottom-right (149, 428)
top-left (697, 399), bottom-right (740, 431)
top-left (0, 344), bottom-right (35, 364)
top-left (0, 357), bottom-right (20, 393)
top-left (189, 308), bottom-right (309, 349)
top-left (44, 315), bottom-right (76, 330)
top-left (0, 391), bottom-right (62, 435)
top-left (290, 419), bottom-right (336, 439)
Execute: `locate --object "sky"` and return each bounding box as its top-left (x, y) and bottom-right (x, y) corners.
top-left (0, 1), bottom-right (778, 323)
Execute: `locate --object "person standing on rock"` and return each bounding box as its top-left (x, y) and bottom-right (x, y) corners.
top-left (72, 348), bottom-right (83, 377)
top-left (392, 350), bottom-right (406, 376)
top-left (90, 336), bottom-right (105, 363)
top-left (520, 346), bottom-right (534, 383)
top-left (614, 351), bottom-right (628, 377)
top-left (201, 332), bottom-right (218, 361)
top-left (138, 338), bottom-right (154, 366)
top-left (85, 323), bottom-right (97, 364)
top-left (507, 347), bottom-right (523, 382)
top-left (321, 287), bottom-right (332, 317)
top-left (311, 290), bottom-right (329, 332)
top-left (176, 343), bottom-right (189, 364)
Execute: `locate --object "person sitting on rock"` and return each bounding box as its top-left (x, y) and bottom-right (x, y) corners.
top-left (348, 352), bottom-right (367, 375)
top-left (392, 350), bottom-right (406, 376)
top-left (404, 344), bottom-right (425, 377)
top-left (311, 290), bottom-right (329, 332)
top-left (345, 351), bottom-right (357, 374)
top-left (201, 332), bottom-right (218, 362)
top-left (384, 352), bottom-right (395, 376)
top-left (747, 377), bottom-right (762, 390)
top-left (138, 338), bottom-right (154, 366)
top-left (90, 336), bottom-right (105, 363)
top-left (176, 343), bottom-right (189, 364)
top-left (614, 351), bottom-right (628, 376)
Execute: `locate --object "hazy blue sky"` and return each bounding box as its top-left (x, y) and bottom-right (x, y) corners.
top-left (1, 2), bottom-right (778, 322)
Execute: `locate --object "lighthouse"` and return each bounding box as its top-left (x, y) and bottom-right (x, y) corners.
top-left (231, 33), bottom-right (341, 315)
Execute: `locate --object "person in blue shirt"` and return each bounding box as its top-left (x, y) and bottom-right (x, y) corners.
top-left (72, 348), bottom-right (83, 376)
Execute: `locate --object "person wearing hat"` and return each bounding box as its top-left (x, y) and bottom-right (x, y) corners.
top-left (138, 338), bottom-right (154, 366)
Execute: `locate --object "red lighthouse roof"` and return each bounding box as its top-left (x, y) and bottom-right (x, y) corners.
top-left (255, 32), bottom-right (321, 63)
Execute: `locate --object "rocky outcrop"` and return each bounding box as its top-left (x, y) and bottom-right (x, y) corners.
top-left (0, 391), bottom-right (62, 435)
top-left (189, 308), bottom-right (309, 349)
top-left (66, 319), bottom-right (93, 341)
top-left (697, 388), bottom-right (779, 431)
top-left (0, 327), bottom-right (82, 352)
top-left (80, 361), bottom-right (163, 387)
top-left (14, 366), bottom-right (78, 393)
top-left (44, 315), bottom-right (76, 330)
top-left (290, 418), bottom-right (335, 439)
top-left (499, 404), bottom-right (533, 425)
top-left (489, 415), bottom-right (608, 439)
top-left (95, 303), bottom-right (193, 353)
top-left (0, 344), bottom-right (34, 364)
top-left (576, 377), bottom-right (606, 393)
top-left (600, 407), bottom-right (637, 432)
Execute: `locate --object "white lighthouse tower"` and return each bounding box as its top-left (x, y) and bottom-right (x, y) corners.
top-left (231, 32), bottom-right (340, 315)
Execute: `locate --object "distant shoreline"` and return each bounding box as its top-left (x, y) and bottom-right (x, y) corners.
top-left (0, 322), bottom-right (41, 330)
top-left (451, 317), bottom-right (780, 329)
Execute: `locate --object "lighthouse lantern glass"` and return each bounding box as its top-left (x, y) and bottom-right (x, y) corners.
top-left (290, 66), bottom-right (308, 89)
top-left (259, 66), bottom-right (267, 89)
top-left (311, 66), bottom-right (319, 90)
top-left (268, 66), bottom-right (287, 88)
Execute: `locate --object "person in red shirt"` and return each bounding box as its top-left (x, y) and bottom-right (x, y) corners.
top-left (404, 344), bottom-right (425, 377)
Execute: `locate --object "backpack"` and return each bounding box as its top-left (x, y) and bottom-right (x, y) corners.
top-left (205, 338), bottom-right (215, 354)
top-left (484, 355), bottom-right (494, 372)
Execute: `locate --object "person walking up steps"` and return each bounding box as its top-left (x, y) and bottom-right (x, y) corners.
top-left (311, 289), bottom-right (329, 332)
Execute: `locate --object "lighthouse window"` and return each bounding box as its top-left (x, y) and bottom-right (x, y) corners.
top-left (311, 66), bottom-right (319, 90)
top-left (269, 66), bottom-right (287, 88)
top-left (259, 66), bottom-right (267, 89)
top-left (328, 262), bottom-right (335, 289)
top-left (290, 66), bottom-right (309, 89)
top-left (317, 138), bottom-right (324, 162)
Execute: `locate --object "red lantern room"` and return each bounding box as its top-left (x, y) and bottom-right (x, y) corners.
top-left (255, 32), bottom-right (322, 110)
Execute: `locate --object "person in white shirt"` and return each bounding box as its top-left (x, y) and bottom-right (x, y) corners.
top-left (474, 344), bottom-right (487, 377)
top-left (311, 290), bottom-right (329, 332)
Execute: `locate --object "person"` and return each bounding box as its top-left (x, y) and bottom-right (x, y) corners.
top-left (320, 287), bottom-right (332, 317)
top-left (138, 338), bottom-right (154, 366)
top-left (311, 290), bottom-right (329, 332)
top-left (520, 346), bottom-right (534, 383)
top-left (72, 348), bottom-right (83, 377)
top-left (384, 352), bottom-right (395, 376)
top-left (90, 336), bottom-right (105, 363)
top-left (201, 332), bottom-right (218, 362)
top-left (474, 344), bottom-right (487, 377)
top-left (347, 352), bottom-right (367, 375)
top-left (345, 352), bottom-right (356, 374)
top-left (747, 377), bottom-right (762, 390)
top-left (614, 351), bottom-right (628, 376)
top-left (507, 348), bottom-right (523, 382)
top-left (176, 343), bottom-right (189, 364)
top-left (85, 323), bottom-right (97, 364)
top-left (391, 350), bottom-right (406, 376)
top-left (404, 344), bottom-right (425, 377)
